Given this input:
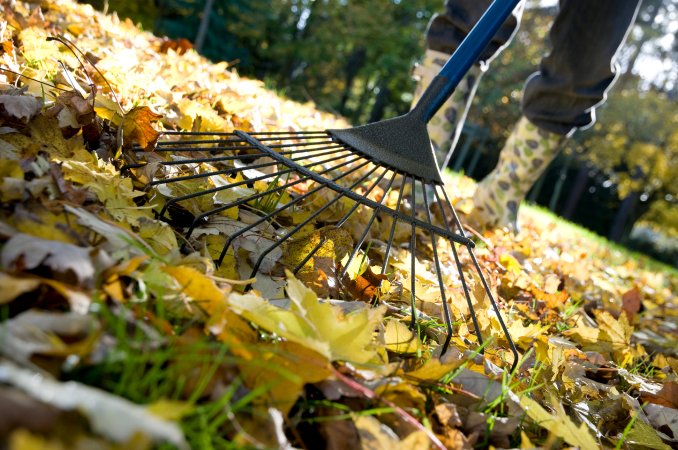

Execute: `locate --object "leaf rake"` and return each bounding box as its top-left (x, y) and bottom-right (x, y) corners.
top-left (124, 0), bottom-right (521, 371)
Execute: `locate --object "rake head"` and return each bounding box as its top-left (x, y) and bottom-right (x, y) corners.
top-left (123, 120), bottom-right (519, 371)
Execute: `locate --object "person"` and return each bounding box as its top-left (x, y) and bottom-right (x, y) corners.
top-left (412, 0), bottom-right (642, 232)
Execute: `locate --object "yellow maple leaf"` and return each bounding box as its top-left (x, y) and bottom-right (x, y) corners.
top-left (163, 265), bottom-right (229, 315)
top-left (228, 271), bottom-right (385, 364)
top-left (515, 392), bottom-right (598, 450)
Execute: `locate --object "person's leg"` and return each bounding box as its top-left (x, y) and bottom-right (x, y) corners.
top-left (471, 0), bottom-right (642, 232)
top-left (412, 0), bottom-right (522, 164)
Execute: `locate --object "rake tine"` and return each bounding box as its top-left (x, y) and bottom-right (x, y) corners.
top-left (219, 159), bottom-right (372, 268)
top-left (381, 178), bottom-right (407, 276)
top-left (422, 183), bottom-right (454, 353)
top-left (148, 144), bottom-right (345, 165)
top-left (217, 157), bottom-right (367, 265)
top-left (339, 169), bottom-right (398, 280)
top-left (291, 236), bottom-right (327, 275)
top-left (290, 165), bottom-right (389, 275)
top-left (182, 155), bottom-right (363, 239)
top-left (409, 176), bottom-right (418, 331)
top-left (151, 146), bottom-right (352, 186)
top-left (247, 162), bottom-right (380, 284)
top-left (438, 187), bottom-right (519, 372)
top-left (157, 166), bottom-right (296, 220)
top-left (433, 187), bottom-right (484, 350)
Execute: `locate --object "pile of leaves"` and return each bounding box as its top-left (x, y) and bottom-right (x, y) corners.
top-left (1, 0), bottom-right (677, 449)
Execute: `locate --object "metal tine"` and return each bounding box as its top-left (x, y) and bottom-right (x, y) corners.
top-left (432, 187), bottom-right (484, 351)
top-left (409, 176), bottom-right (418, 331)
top-left (247, 162), bottom-right (382, 282)
top-left (151, 146), bottom-right (354, 187)
top-left (157, 151), bottom-right (356, 220)
top-left (292, 166), bottom-right (391, 276)
top-left (421, 181), bottom-right (454, 353)
top-left (438, 186), bottom-right (519, 372)
top-left (158, 130), bottom-right (327, 138)
top-left (336, 169), bottom-right (399, 279)
top-left (147, 143), bottom-right (343, 164)
top-left (187, 154), bottom-right (365, 242)
top-left (380, 177), bottom-right (407, 277)
top-left (216, 158), bottom-right (373, 267)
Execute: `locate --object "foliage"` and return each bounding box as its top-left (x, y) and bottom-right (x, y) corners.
top-left (1, 1), bottom-right (677, 449)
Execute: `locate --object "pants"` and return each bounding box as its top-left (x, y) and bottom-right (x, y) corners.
top-left (426, 0), bottom-right (642, 136)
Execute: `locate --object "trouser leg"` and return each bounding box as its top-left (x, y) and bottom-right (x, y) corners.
top-left (472, 0), bottom-right (642, 232)
top-left (413, 0), bottom-right (523, 165)
top-left (522, 0), bottom-right (642, 135)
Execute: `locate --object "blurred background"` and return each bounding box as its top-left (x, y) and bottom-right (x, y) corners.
top-left (81, 0), bottom-right (677, 266)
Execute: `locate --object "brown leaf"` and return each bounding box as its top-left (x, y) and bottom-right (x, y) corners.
top-left (621, 287), bottom-right (642, 321)
top-left (158, 37), bottom-right (193, 55)
top-left (344, 264), bottom-right (388, 302)
top-left (122, 106), bottom-right (162, 151)
top-left (641, 381), bottom-right (678, 409)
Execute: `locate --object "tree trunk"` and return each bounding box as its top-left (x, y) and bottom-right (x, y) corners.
top-left (194, 0), bottom-right (215, 52)
top-left (562, 164), bottom-right (590, 220)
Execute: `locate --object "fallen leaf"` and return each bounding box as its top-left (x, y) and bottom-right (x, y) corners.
top-left (0, 272), bottom-right (91, 313)
top-left (1, 233), bottom-right (101, 286)
top-left (121, 106), bottom-right (161, 151)
top-left (644, 403), bottom-right (678, 443)
top-left (512, 391), bottom-right (599, 450)
top-left (0, 89), bottom-right (41, 127)
top-left (354, 415), bottom-right (429, 450)
top-left (228, 271), bottom-right (385, 364)
top-left (622, 287), bottom-right (643, 321)
top-left (0, 310), bottom-right (99, 372)
top-left (624, 418), bottom-right (672, 450)
top-left (384, 320), bottom-right (422, 354)
top-left (0, 360), bottom-right (188, 449)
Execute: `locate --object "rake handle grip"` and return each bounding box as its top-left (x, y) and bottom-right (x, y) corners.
top-left (412, 0), bottom-right (522, 123)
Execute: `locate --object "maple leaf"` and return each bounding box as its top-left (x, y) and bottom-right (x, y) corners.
top-left (228, 270), bottom-right (385, 364)
top-left (513, 391), bottom-right (599, 450)
top-left (121, 106), bottom-right (161, 151)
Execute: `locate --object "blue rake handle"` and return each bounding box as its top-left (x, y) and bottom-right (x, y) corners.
top-left (412, 0), bottom-right (522, 123)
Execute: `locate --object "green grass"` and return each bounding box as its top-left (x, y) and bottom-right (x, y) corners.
top-left (523, 204), bottom-right (678, 278)
top-left (63, 295), bottom-right (278, 449)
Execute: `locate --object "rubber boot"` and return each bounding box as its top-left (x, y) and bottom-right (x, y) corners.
top-left (470, 117), bottom-right (564, 232)
top-left (412, 49), bottom-right (482, 166)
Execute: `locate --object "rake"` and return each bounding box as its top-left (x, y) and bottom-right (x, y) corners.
top-left (125, 0), bottom-right (521, 371)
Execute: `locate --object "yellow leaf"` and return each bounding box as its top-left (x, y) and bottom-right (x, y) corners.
top-left (405, 348), bottom-right (465, 382)
top-left (240, 341), bottom-right (331, 415)
top-left (384, 319), bottom-right (422, 354)
top-left (0, 272), bottom-right (41, 304)
top-left (500, 253), bottom-right (523, 275)
top-left (228, 271), bottom-right (385, 364)
top-left (594, 309), bottom-right (633, 351)
top-left (137, 218), bottom-right (178, 256)
top-left (516, 392), bottom-right (598, 450)
top-left (354, 416), bottom-right (429, 450)
top-left (146, 399), bottom-right (194, 421)
top-left (176, 98), bottom-right (228, 132)
top-left (506, 321), bottom-right (549, 349)
top-left (163, 265), bottom-right (229, 314)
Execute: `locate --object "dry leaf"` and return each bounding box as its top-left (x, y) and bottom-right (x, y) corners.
top-left (121, 106), bottom-right (161, 151)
